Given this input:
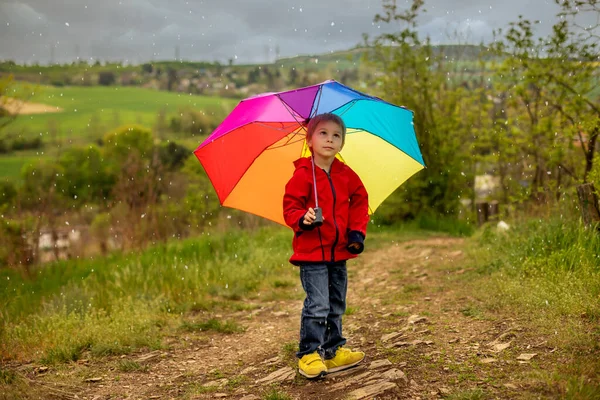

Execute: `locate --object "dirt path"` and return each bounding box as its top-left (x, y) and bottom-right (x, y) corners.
top-left (17, 237), bottom-right (563, 399)
top-left (1, 97), bottom-right (63, 115)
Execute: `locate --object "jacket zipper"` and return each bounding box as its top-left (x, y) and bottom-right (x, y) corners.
top-left (325, 170), bottom-right (339, 263)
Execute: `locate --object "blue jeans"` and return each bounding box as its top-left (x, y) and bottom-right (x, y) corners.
top-left (297, 262), bottom-right (347, 359)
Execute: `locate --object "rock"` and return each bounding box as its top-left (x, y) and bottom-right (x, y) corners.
top-left (490, 342), bottom-right (511, 353)
top-left (239, 396), bottom-right (259, 400)
top-left (419, 249), bottom-right (433, 258)
top-left (240, 366), bottom-right (257, 375)
top-left (330, 372), bottom-right (372, 390)
top-left (480, 358), bottom-right (497, 364)
top-left (260, 356), bottom-right (279, 365)
top-left (347, 381), bottom-right (397, 399)
top-left (136, 350), bottom-right (162, 363)
top-left (381, 331), bottom-right (406, 342)
top-left (255, 366), bottom-right (295, 384)
top-left (385, 341), bottom-right (410, 348)
top-left (516, 353), bottom-right (537, 361)
top-left (272, 311), bottom-right (287, 317)
top-left (504, 383), bottom-right (518, 389)
top-left (497, 221), bottom-right (510, 231)
top-left (380, 368), bottom-right (408, 384)
top-left (203, 379), bottom-right (227, 388)
top-left (213, 394), bottom-right (228, 398)
top-left (84, 377), bottom-right (103, 383)
top-left (438, 387), bottom-right (451, 395)
top-left (369, 359), bottom-right (392, 369)
top-left (407, 315), bottom-right (428, 325)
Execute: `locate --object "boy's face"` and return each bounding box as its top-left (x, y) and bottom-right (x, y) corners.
top-left (308, 120), bottom-right (344, 159)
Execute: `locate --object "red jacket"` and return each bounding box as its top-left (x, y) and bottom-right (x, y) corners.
top-left (283, 157), bottom-right (369, 265)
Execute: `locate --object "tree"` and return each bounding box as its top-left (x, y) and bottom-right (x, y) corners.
top-left (19, 160), bottom-right (67, 264)
top-left (0, 74), bottom-right (33, 134)
top-left (98, 71), bottom-right (116, 86)
top-left (364, 0), bottom-right (475, 219)
top-left (58, 145), bottom-right (114, 207)
top-left (494, 0), bottom-right (599, 193)
top-left (103, 125), bottom-right (166, 249)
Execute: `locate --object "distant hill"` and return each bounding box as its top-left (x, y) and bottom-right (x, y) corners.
top-left (272, 44), bottom-right (495, 69)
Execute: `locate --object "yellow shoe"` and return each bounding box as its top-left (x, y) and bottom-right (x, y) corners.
top-left (324, 347), bottom-right (365, 373)
top-left (298, 352), bottom-right (327, 379)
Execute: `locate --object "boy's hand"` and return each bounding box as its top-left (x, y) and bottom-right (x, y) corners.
top-left (348, 243), bottom-right (361, 251)
top-left (303, 207), bottom-right (316, 225)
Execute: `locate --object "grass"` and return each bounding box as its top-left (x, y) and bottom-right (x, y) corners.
top-left (0, 368), bottom-right (16, 384)
top-left (0, 226), bottom-right (292, 363)
top-left (280, 341), bottom-right (298, 364)
top-left (180, 318), bottom-right (246, 334)
top-left (2, 204), bottom-right (598, 397)
top-left (447, 388), bottom-right (486, 400)
top-left (117, 360), bottom-right (148, 373)
top-left (0, 84), bottom-right (237, 180)
top-left (0, 150), bottom-right (45, 181)
top-left (6, 84), bottom-right (235, 140)
top-left (462, 205), bottom-right (600, 398)
top-left (262, 388), bottom-right (292, 400)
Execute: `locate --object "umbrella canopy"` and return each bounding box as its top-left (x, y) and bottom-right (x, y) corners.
top-left (194, 80), bottom-right (425, 226)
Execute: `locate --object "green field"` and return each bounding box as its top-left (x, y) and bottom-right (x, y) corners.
top-left (0, 151), bottom-right (44, 179)
top-left (0, 85), bottom-right (237, 180)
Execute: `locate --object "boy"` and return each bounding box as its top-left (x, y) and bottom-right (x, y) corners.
top-left (283, 113), bottom-right (369, 379)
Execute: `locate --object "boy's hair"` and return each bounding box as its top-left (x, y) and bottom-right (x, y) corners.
top-left (305, 113), bottom-right (346, 145)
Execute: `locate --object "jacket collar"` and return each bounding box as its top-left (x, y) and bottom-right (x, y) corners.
top-left (294, 156), bottom-right (343, 173)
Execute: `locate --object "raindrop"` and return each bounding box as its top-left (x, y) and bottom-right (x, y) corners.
top-left (65, 22), bottom-right (70, 27)
top-left (331, 21), bottom-right (335, 26)
top-left (225, 284), bottom-right (229, 289)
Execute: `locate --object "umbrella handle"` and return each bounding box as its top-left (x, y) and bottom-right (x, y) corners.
top-left (311, 155), bottom-right (323, 227)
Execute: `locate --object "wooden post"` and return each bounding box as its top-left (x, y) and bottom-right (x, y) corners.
top-left (577, 183), bottom-right (600, 228)
top-left (476, 202), bottom-right (489, 226)
top-left (487, 201), bottom-right (500, 221)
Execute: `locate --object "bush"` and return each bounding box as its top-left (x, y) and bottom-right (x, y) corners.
top-left (169, 107), bottom-right (216, 135)
top-left (159, 141), bottom-right (191, 170)
top-left (98, 71), bottom-right (116, 86)
top-left (10, 137), bottom-right (42, 151)
top-left (0, 180), bottom-right (16, 208)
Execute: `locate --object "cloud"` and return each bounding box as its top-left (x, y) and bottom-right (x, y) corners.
top-left (0, 0), bottom-right (581, 64)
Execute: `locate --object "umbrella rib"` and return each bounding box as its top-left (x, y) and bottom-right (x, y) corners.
top-left (266, 136), bottom-right (306, 151)
top-left (310, 86), bottom-right (324, 117)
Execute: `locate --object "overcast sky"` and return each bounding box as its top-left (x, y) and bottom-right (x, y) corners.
top-left (0, 0), bottom-right (590, 65)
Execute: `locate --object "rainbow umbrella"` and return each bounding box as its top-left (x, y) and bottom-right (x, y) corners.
top-left (194, 80), bottom-right (425, 226)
